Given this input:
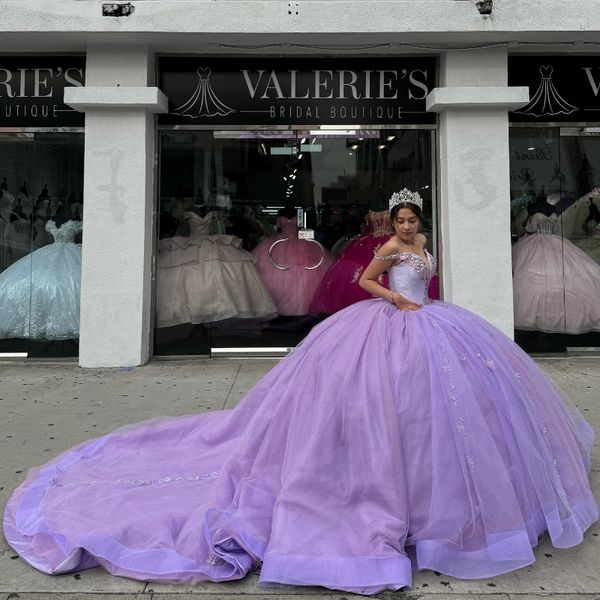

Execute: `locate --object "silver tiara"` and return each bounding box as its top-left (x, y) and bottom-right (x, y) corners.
top-left (389, 188), bottom-right (423, 211)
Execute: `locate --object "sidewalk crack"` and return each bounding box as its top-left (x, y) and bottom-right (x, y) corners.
top-left (222, 363), bottom-right (242, 410)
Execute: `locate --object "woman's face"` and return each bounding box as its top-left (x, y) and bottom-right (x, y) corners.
top-left (393, 207), bottom-right (420, 241)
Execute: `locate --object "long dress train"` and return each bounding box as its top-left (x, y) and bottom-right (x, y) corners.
top-left (4, 248), bottom-right (597, 595)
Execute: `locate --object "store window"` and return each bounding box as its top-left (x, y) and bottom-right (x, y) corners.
top-left (510, 127), bottom-right (600, 352)
top-left (155, 127), bottom-right (437, 356)
top-left (0, 132), bottom-right (84, 357)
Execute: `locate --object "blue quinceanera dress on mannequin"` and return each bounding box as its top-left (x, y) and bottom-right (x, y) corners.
top-left (3, 249), bottom-right (597, 594)
top-left (0, 219), bottom-right (82, 339)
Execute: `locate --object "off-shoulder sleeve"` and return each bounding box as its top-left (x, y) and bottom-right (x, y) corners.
top-left (374, 253), bottom-right (403, 261)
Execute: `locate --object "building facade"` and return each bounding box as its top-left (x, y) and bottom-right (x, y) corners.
top-left (1, 0), bottom-right (600, 366)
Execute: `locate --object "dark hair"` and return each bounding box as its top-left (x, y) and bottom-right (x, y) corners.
top-left (390, 202), bottom-right (423, 223)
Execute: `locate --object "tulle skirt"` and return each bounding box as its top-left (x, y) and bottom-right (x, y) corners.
top-left (512, 233), bottom-right (600, 334)
top-left (3, 299), bottom-right (597, 594)
top-left (156, 235), bottom-right (277, 327)
top-left (0, 242), bottom-right (81, 339)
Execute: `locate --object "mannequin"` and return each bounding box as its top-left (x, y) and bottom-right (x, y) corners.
top-left (277, 202), bottom-right (297, 221)
top-left (50, 203), bottom-right (70, 229)
top-left (187, 189), bottom-right (209, 218)
top-left (32, 197), bottom-right (53, 249)
top-left (525, 194), bottom-right (555, 223)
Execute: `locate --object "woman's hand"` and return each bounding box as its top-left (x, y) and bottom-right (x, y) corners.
top-left (391, 292), bottom-right (422, 311)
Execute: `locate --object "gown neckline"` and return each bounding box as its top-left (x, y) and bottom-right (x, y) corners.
top-left (394, 249), bottom-right (433, 273)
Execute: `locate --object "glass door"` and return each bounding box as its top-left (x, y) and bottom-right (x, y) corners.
top-left (509, 126), bottom-right (600, 353)
top-left (155, 127), bottom-right (436, 357)
top-left (0, 131), bottom-right (84, 358)
top-left (557, 129), bottom-right (600, 351)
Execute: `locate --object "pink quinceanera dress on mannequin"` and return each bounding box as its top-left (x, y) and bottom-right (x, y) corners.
top-left (512, 211), bottom-right (600, 333)
top-left (251, 216), bottom-right (335, 316)
top-left (309, 210), bottom-right (393, 314)
top-left (4, 247), bottom-right (597, 595)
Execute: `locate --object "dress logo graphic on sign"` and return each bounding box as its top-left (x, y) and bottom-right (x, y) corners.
top-left (515, 65), bottom-right (578, 117)
top-left (172, 67), bottom-right (235, 118)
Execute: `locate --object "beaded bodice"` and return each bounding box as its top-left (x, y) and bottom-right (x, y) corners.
top-left (376, 250), bottom-right (436, 304)
top-left (46, 219), bottom-right (82, 243)
top-left (186, 211), bottom-right (215, 238)
top-left (525, 212), bottom-right (559, 235)
top-left (367, 210), bottom-right (393, 237)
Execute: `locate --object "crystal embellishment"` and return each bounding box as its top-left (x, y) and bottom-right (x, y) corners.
top-left (389, 188), bottom-right (423, 212)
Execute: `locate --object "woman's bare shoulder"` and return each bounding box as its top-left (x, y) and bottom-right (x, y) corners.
top-left (375, 237), bottom-right (402, 258)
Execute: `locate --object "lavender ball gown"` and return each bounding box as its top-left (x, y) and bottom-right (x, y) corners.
top-left (3, 250), bottom-right (597, 594)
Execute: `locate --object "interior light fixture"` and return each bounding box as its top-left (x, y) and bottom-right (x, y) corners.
top-left (386, 135), bottom-right (396, 141)
top-left (299, 144), bottom-right (321, 153)
top-left (270, 147), bottom-right (296, 155)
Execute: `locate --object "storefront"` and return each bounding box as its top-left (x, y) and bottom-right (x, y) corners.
top-left (0, 56), bottom-right (85, 358)
top-left (509, 55), bottom-right (600, 353)
top-left (154, 57), bottom-right (439, 356)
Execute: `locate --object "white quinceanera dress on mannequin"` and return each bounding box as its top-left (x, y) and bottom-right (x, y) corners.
top-left (512, 212), bottom-right (600, 334)
top-left (0, 219), bottom-right (82, 339)
top-left (156, 211), bottom-right (277, 327)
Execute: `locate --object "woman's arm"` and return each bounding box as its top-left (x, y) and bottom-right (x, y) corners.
top-left (358, 240), bottom-right (422, 311)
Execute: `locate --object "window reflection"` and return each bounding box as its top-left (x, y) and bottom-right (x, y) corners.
top-left (155, 128), bottom-right (437, 355)
top-left (510, 128), bottom-right (600, 352)
top-left (0, 133), bottom-right (84, 357)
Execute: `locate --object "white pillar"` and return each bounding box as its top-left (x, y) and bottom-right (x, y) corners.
top-left (65, 46), bottom-right (167, 367)
top-left (427, 48), bottom-right (529, 337)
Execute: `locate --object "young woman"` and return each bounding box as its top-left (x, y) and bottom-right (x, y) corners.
top-left (4, 190), bottom-right (597, 595)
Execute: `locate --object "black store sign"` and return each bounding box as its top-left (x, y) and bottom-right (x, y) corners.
top-left (0, 57), bottom-right (85, 127)
top-left (159, 57), bottom-right (437, 125)
top-left (509, 55), bottom-right (600, 122)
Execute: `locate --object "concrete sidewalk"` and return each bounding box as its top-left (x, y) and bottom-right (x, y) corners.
top-left (1, 357), bottom-right (599, 600)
